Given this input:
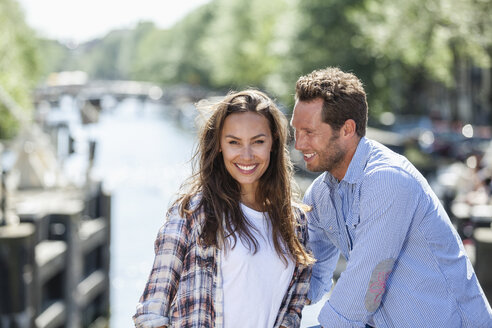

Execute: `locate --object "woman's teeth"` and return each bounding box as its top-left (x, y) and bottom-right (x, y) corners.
top-left (237, 164), bottom-right (256, 170)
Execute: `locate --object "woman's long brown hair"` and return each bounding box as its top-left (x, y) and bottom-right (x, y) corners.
top-left (174, 89), bottom-right (313, 266)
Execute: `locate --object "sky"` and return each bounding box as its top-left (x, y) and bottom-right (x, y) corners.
top-left (17, 0), bottom-right (211, 43)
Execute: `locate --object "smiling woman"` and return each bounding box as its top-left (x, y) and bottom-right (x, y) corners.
top-left (133, 89), bottom-right (314, 328)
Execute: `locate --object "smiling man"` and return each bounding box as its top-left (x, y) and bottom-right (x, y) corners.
top-left (290, 67), bottom-right (492, 327)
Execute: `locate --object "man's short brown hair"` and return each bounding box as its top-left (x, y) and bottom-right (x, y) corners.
top-left (295, 67), bottom-right (368, 137)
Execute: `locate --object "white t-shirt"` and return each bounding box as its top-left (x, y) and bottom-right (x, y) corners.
top-left (222, 203), bottom-right (295, 328)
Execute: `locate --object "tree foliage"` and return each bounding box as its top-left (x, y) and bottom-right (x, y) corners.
top-left (348, 0), bottom-right (492, 118)
top-left (0, 0), bottom-right (41, 139)
top-left (133, 6), bottom-right (215, 86)
top-left (287, 0), bottom-right (385, 112)
top-left (350, 0), bottom-right (492, 85)
top-left (201, 0), bottom-right (291, 90)
top-left (36, 38), bottom-right (70, 78)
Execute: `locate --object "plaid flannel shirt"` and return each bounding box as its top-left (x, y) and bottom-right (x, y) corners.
top-left (133, 195), bottom-right (312, 328)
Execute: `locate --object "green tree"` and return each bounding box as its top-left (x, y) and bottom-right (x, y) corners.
top-left (131, 27), bottom-right (173, 83)
top-left (57, 22), bottom-right (155, 80)
top-left (352, 0), bottom-right (491, 84)
top-left (202, 0), bottom-right (292, 91)
top-left (0, 0), bottom-right (41, 139)
top-left (349, 0), bottom-right (492, 119)
top-left (66, 30), bottom-right (129, 80)
top-left (284, 0), bottom-right (386, 115)
top-left (133, 4), bottom-right (215, 86)
top-left (36, 38), bottom-right (70, 79)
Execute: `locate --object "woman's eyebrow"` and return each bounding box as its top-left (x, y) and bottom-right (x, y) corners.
top-left (224, 133), bottom-right (267, 139)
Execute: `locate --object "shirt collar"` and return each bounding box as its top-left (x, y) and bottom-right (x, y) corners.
top-left (343, 136), bottom-right (370, 184)
top-left (323, 136), bottom-right (370, 186)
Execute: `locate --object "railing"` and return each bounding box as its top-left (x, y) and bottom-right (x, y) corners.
top-left (0, 181), bottom-right (111, 328)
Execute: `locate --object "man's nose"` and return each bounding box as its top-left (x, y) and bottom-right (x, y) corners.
top-left (294, 132), bottom-right (303, 150)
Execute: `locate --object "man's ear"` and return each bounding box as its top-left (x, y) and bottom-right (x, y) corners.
top-left (342, 119), bottom-right (357, 137)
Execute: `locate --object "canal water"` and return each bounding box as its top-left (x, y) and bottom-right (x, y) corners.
top-left (89, 98), bottom-right (324, 327)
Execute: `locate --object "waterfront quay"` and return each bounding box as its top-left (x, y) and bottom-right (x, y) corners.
top-left (1, 81), bottom-right (492, 327)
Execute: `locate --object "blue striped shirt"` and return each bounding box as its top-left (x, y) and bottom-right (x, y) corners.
top-left (304, 137), bottom-right (492, 327)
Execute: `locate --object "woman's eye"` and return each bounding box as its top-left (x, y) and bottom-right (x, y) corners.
top-left (255, 140), bottom-right (265, 144)
top-left (229, 140), bottom-right (239, 145)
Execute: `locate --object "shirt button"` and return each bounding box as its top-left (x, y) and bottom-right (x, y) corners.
top-left (329, 226), bottom-right (333, 230)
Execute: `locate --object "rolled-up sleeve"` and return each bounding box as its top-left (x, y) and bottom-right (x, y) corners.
top-left (318, 168), bottom-right (420, 327)
top-left (133, 208), bottom-right (189, 328)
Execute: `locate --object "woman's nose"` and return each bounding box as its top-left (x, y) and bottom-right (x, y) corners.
top-left (241, 145), bottom-right (254, 160)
